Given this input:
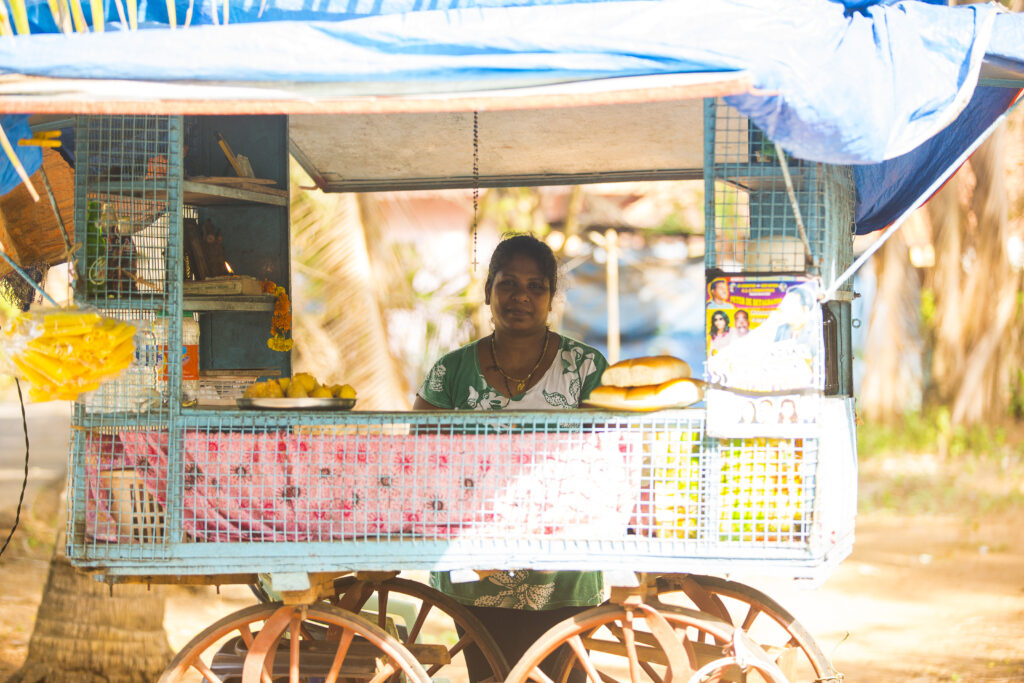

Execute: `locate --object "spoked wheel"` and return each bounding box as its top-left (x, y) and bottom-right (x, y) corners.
top-left (504, 602), bottom-right (789, 683)
top-left (331, 574), bottom-right (510, 683)
top-left (649, 574), bottom-right (838, 683)
top-left (158, 602), bottom-right (430, 683)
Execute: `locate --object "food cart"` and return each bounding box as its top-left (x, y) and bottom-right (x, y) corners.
top-left (44, 100), bottom-right (855, 683)
top-left (0, 3), bottom-right (1022, 682)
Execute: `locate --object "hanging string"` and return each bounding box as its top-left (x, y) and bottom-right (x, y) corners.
top-left (0, 378), bottom-right (30, 561)
top-left (472, 110), bottom-right (479, 272)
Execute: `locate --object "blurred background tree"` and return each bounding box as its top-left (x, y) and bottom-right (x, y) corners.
top-left (857, 69), bottom-right (1023, 432)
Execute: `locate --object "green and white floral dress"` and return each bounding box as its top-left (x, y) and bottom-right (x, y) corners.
top-left (418, 334), bottom-right (609, 609)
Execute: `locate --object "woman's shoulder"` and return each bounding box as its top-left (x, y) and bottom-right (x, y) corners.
top-left (431, 339), bottom-right (480, 366)
top-left (422, 341), bottom-right (480, 389)
top-left (559, 334), bottom-right (600, 353)
top-left (556, 334), bottom-right (608, 369)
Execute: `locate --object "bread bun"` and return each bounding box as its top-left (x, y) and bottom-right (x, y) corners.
top-left (586, 378), bottom-right (704, 411)
top-left (601, 355), bottom-right (691, 388)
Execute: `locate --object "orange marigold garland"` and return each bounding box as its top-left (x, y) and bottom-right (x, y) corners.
top-left (261, 279), bottom-right (293, 352)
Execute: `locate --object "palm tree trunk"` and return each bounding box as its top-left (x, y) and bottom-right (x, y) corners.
top-left (925, 123), bottom-right (1024, 425)
top-left (8, 527), bottom-right (172, 682)
top-left (858, 228), bottom-right (923, 422)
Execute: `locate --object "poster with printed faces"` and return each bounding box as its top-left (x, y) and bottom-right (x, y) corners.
top-left (704, 276), bottom-right (824, 438)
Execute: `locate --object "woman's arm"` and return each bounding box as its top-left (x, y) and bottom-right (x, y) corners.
top-left (413, 394), bottom-right (444, 410)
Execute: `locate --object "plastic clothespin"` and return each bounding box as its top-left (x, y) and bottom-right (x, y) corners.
top-left (19, 130), bottom-right (62, 148)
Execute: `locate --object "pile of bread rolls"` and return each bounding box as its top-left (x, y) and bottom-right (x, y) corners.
top-left (588, 355), bottom-right (704, 411)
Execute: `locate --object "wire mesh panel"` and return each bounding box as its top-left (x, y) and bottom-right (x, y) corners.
top-left (67, 406), bottom-right (855, 581)
top-left (73, 115), bottom-right (181, 308)
top-left (704, 99), bottom-right (855, 293)
top-left (72, 116), bottom-right (185, 419)
top-left (716, 437), bottom-right (814, 546)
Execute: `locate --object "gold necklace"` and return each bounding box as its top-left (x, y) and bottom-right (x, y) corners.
top-left (490, 329), bottom-right (550, 395)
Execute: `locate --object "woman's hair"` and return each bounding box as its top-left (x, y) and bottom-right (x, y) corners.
top-left (710, 310), bottom-right (730, 336)
top-left (779, 398), bottom-right (798, 422)
top-left (485, 234), bottom-right (558, 295)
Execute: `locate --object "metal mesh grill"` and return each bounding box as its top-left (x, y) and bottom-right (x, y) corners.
top-left (68, 411), bottom-right (843, 577)
top-left (705, 99), bottom-right (854, 293)
top-left (74, 116), bottom-right (181, 307)
top-left (716, 437), bottom-right (813, 545)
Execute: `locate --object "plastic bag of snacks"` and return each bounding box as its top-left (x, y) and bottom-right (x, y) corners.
top-left (1, 307), bottom-right (136, 402)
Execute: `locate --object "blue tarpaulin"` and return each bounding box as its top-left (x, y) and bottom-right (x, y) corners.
top-left (0, 0), bottom-right (1021, 231)
top-left (0, 115), bottom-right (41, 197)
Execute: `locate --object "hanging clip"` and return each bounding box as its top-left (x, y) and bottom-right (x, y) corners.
top-left (18, 130), bottom-right (62, 148)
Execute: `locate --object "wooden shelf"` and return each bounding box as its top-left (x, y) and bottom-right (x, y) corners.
top-left (88, 179), bottom-right (288, 206)
top-left (183, 179), bottom-right (288, 206)
top-left (184, 294), bottom-right (275, 312)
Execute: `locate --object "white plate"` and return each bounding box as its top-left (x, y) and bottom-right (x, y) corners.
top-left (236, 397), bottom-right (356, 410)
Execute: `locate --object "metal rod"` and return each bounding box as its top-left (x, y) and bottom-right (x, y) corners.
top-left (0, 249), bottom-right (60, 307)
top-left (774, 143), bottom-right (816, 268)
top-left (39, 163), bottom-right (72, 252)
top-left (605, 228), bottom-right (620, 364)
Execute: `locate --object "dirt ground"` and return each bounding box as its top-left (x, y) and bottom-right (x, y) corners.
top-left (0, 450), bottom-right (1022, 682)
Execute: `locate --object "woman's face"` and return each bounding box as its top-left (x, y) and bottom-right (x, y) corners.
top-left (712, 313), bottom-right (727, 332)
top-left (488, 253), bottom-right (552, 335)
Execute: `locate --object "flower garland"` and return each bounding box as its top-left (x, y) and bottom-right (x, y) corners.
top-left (261, 279), bottom-right (293, 352)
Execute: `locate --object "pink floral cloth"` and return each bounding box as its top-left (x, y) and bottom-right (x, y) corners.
top-left (86, 429), bottom-right (640, 543)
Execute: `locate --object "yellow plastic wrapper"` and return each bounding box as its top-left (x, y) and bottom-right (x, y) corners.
top-left (1, 307), bottom-right (136, 402)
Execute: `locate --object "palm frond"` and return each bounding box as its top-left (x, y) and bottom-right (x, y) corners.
top-left (290, 161), bottom-right (411, 409)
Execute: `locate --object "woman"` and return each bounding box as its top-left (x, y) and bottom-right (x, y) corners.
top-left (778, 397), bottom-right (799, 423)
top-left (709, 309), bottom-right (732, 352)
top-left (414, 233), bottom-right (608, 681)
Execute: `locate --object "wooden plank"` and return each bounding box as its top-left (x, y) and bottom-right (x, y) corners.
top-left (183, 179), bottom-right (288, 206)
top-left (183, 294), bottom-right (275, 312)
top-left (183, 275), bottom-right (263, 296)
top-left (188, 176), bottom-right (279, 185)
top-left (0, 72), bottom-right (754, 115)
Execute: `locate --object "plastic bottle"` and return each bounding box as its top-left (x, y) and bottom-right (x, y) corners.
top-left (181, 312), bottom-right (200, 405)
top-left (155, 311), bottom-right (201, 405)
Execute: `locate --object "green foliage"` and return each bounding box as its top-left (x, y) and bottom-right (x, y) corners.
top-left (651, 208), bottom-right (703, 236)
top-left (920, 287), bottom-right (936, 328)
top-left (858, 408), bottom-right (1017, 461)
top-left (1009, 366), bottom-right (1024, 419)
top-left (858, 411), bottom-right (1024, 516)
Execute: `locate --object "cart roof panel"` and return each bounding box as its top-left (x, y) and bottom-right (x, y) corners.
top-left (1, 0), bottom-right (1022, 232)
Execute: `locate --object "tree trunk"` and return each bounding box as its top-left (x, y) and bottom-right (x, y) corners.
top-left (925, 123), bottom-right (1024, 425)
top-left (7, 534), bottom-right (172, 682)
top-left (858, 228), bottom-right (923, 422)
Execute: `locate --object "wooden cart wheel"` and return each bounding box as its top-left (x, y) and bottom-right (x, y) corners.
top-left (331, 574), bottom-right (511, 683)
top-left (648, 574), bottom-right (837, 683)
top-left (504, 601), bottom-right (789, 683)
top-left (158, 601), bottom-right (430, 683)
